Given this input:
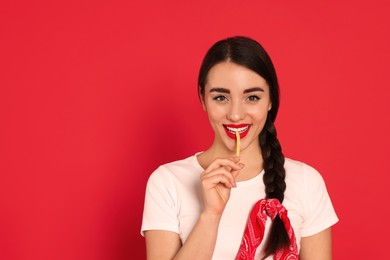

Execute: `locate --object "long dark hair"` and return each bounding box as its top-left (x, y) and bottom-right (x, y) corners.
top-left (198, 36), bottom-right (288, 258)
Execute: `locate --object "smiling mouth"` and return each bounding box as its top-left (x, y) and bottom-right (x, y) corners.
top-left (225, 125), bottom-right (249, 134)
top-left (223, 124), bottom-right (251, 139)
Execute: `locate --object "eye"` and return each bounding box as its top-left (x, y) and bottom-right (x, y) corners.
top-left (246, 95), bottom-right (260, 102)
top-left (213, 95), bottom-right (228, 102)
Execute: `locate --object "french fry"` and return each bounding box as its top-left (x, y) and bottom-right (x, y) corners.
top-left (235, 130), bottom-right (240, 156)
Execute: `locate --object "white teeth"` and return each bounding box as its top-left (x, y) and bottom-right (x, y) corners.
top-left (226, 125), bottom-right (249, 134)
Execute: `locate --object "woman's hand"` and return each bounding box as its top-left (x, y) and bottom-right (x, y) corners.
top-left (200, 157), bottom-right (244, 216)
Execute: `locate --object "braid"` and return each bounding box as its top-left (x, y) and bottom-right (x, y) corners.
top-left (259, 119), bottom-right (289, 258)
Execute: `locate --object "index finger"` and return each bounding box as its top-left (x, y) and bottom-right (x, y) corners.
top-left (204, 157), bottom-right (241, 174)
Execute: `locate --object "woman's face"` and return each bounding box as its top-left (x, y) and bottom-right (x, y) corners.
top-left (202, 61), bottom-right (272, 155)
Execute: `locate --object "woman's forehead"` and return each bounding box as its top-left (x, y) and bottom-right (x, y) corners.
top-left (205, 62), bottom-right (269, 92)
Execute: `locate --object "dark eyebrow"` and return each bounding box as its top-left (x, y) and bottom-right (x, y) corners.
top-left (209, 87), bottom-right (230, 94)
top-left (243, 87), bottom-right (264, 94)
top-left (209, 87), bottom-right (264, 94)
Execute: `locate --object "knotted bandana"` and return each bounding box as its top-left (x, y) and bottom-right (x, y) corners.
top-left (236, 199), bottom-right (299, 260)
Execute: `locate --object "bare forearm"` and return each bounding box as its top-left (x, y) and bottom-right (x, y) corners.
top-left (173, 212), bottom-right (221, 260)
top-left (300, 228), bottom-right (332, 260)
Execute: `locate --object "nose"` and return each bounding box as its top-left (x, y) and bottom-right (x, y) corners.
top-left (227, 101), bottom-right (244, 122)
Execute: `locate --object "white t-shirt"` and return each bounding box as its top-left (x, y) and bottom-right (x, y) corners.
top-left (141, 154), bottom-right (338, 259)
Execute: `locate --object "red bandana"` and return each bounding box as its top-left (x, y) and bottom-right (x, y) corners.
top-left (236, 199), bottom-right (299, 260)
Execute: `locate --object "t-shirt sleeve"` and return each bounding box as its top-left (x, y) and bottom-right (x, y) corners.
top-left (300, 164), bottom-right (339, 237)
top-left (141, 166), bottom-right (179, 236)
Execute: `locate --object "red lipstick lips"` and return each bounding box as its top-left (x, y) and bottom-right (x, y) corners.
top-left (223, 124), bottom-right (251, 139)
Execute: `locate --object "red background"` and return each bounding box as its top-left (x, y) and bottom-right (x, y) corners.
top-left (1, 1), bottom-right (389, 259)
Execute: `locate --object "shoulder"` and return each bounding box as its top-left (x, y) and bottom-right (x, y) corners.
top-left (284, 158), bottom-right (326, 188)
top-left (285, 158), bottom-right (323, 178)
top-left (148, 153), bottom-right (203, 184)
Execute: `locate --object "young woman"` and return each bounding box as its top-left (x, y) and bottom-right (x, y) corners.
top-left (141, 36), bottom-right (338, 259)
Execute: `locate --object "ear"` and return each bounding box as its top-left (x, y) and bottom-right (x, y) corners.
top-left (201, 97), bottom-right (207, 111)
top-left (268, 103), bottom-right (272, 111)
top-left (199, 87), bottom-right (207, 111)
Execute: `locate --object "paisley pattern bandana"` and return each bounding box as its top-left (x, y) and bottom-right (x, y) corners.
top-left (236, 199), bottom-right (299, 260)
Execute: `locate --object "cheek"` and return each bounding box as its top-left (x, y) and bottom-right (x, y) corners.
top-left (248, 107), bottom-right (269, 122)
top-left (207, 111), bottom-right (223, 124)
top-left (206, 104), bottom-right (227, 121)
